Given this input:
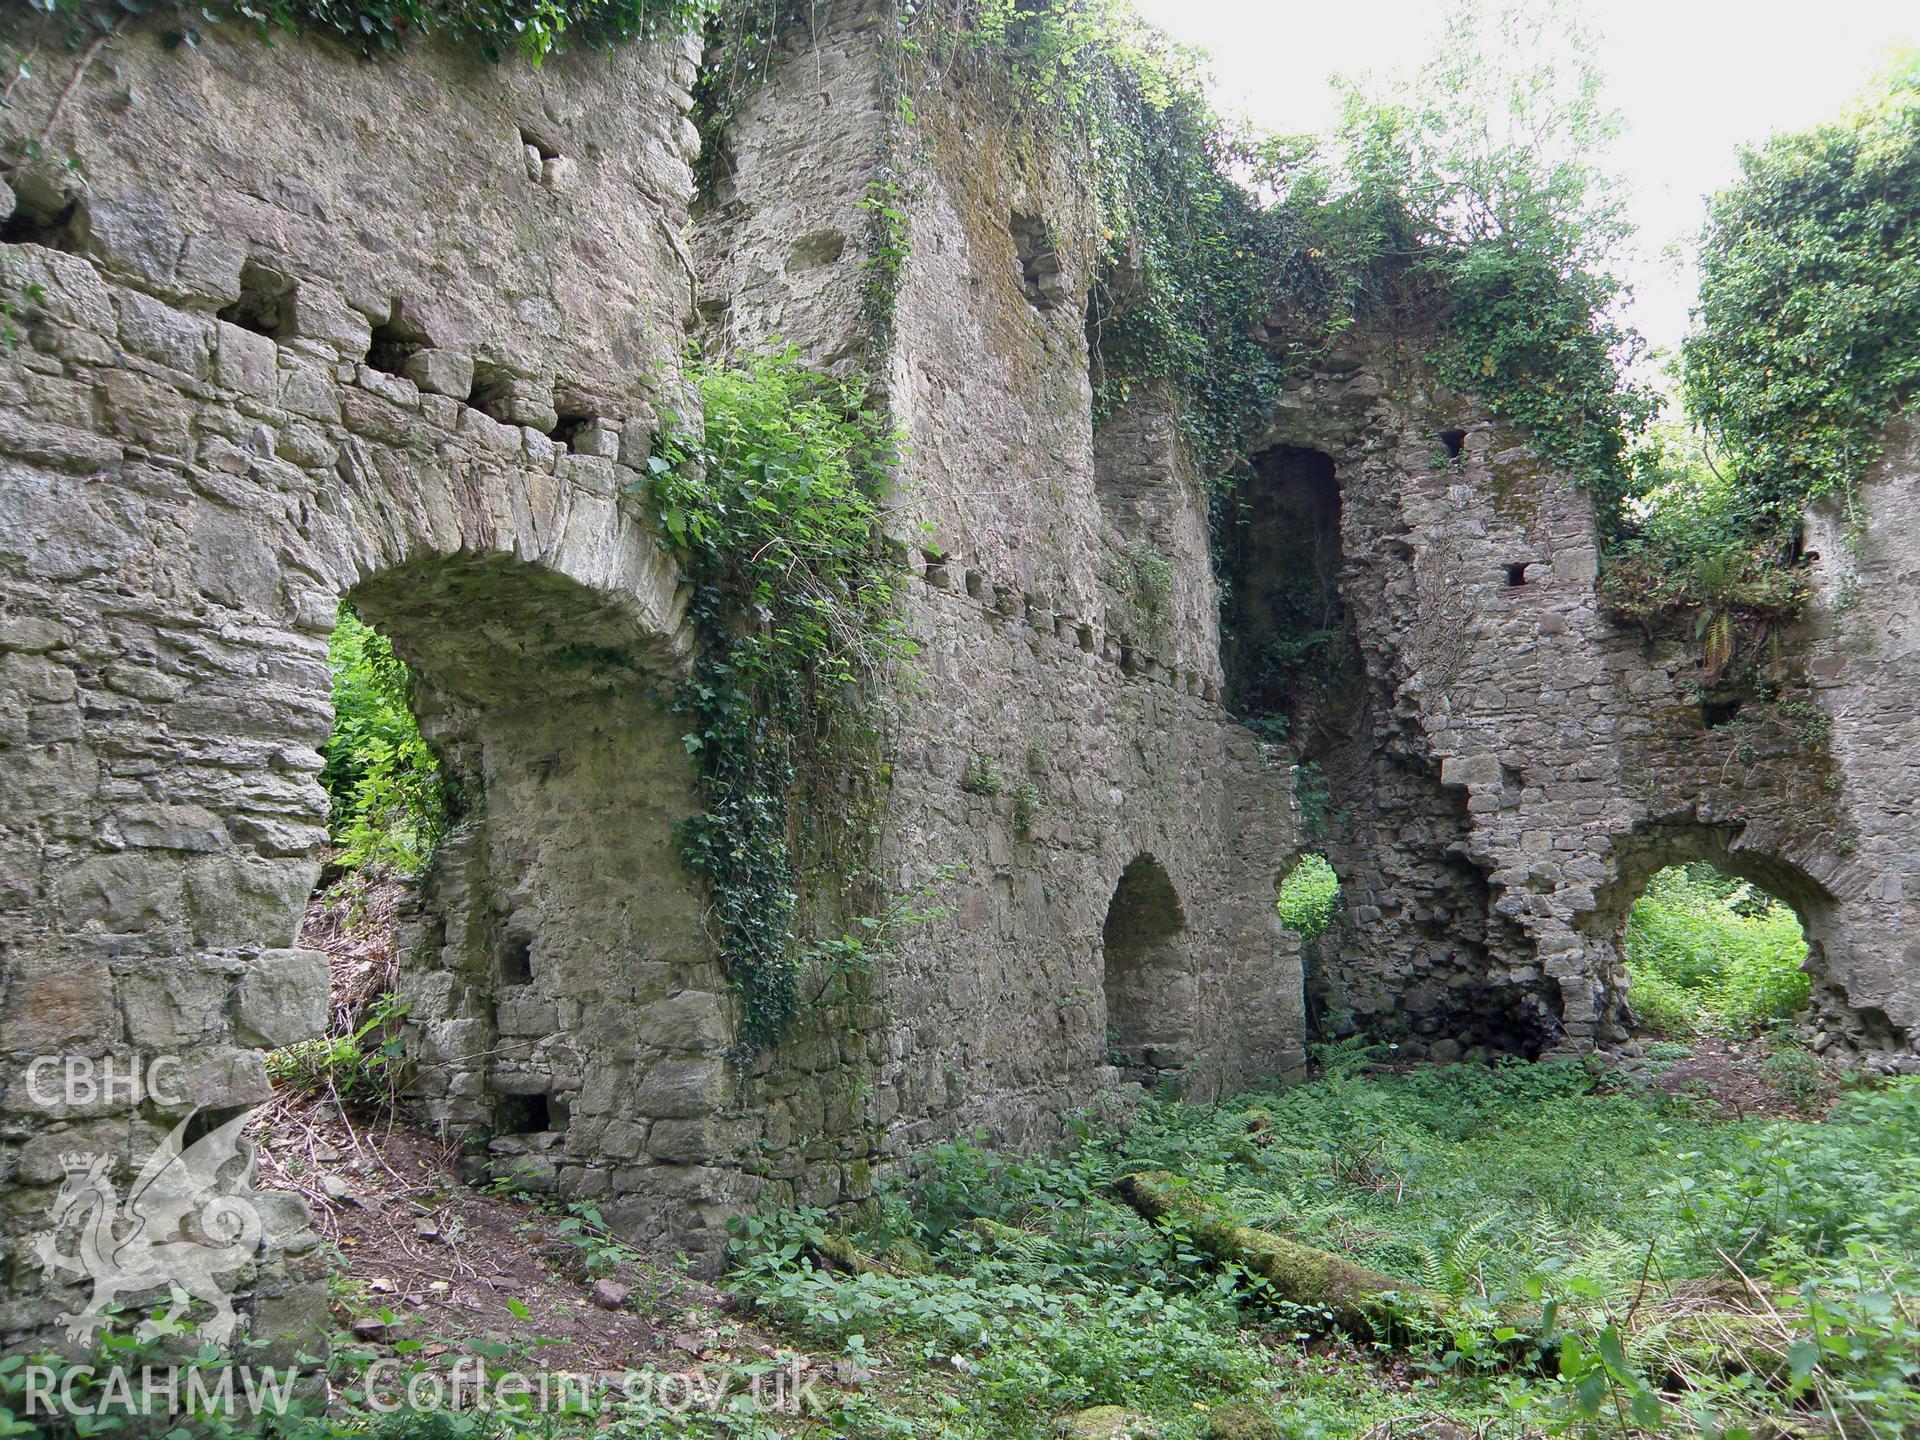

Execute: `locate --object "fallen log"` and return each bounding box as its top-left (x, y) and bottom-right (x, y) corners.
top-left (1113, 1170), bottom-right (1441, 1343)
top-left (1114, 1171), bottom-right (1808, 1392)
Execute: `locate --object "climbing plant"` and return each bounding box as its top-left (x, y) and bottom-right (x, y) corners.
top-left (1681, 53), bottom-right (1920, 538)
top-left (6, 0), bottom-right (710, 68)
top-left (642, 346), bottom-right (914, 1058)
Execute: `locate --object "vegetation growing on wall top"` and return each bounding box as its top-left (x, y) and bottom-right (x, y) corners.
top-left (926, 0), bottom-right (1655, 518)
top-left (6, 0), bottom-right (708, 67)
top-left (1602, 56), bottom-right (1918, 646)
top-left (641, 346), bottom-right (915, 1059)
top-left (1682, 55), bottom-right (1920, 540)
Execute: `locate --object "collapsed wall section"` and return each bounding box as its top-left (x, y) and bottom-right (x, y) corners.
top-left (1253, 334), bottom-right (1918, 1064)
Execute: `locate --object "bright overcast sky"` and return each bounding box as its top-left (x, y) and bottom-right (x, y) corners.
top-left (1128, 0), bottom-right (1918, 378)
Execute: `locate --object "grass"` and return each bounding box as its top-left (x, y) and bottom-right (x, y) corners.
top-left (728, 1057), bottom-right (1920, 1439)
top-left (1623, 864), bottom-right (1812, 1037)
top-left (13, 1060), bottom-right (1917, 1436)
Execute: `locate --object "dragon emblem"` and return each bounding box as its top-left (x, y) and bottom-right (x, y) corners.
top-left (31, 1109), bottom-right (264, 1344)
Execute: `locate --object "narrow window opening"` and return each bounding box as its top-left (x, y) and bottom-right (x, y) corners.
top-left (218, 260), bottom-right (293, 340)
top-left (499, 937), bottom-right (534, 986)
top-left (1439, 428), bottom-right (1467, 460)
top-left (1505, 562), bottom-right (1532, 588)
top-left (1010, 212), bottom-right (1065, 311)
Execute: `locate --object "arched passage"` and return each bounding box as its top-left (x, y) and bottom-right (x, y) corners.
top-left (313, 553), bottom-right (739, 1247)
top-left (1102, 855), bottom-right (1194, 1083)
top-left (1617, 862), bottom-right (1811, 1036)
top-left (1585, 821), bottom-right (1854, 1042)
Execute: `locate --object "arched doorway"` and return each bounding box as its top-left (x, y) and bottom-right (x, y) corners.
top-left (1621, 862), bottom-right (1812, 1036)
top-left (1587, 823), bottom-right (1841, 1045)
top-left (294, 552), bottom-right (738, 1251)
top-left (1102, 855), bottom-right (1194, 1085)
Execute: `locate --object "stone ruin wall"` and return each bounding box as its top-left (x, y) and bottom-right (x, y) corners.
top-left (2, 0), bottom-right (1916, 1359)
top-left (697, 0), bottom-right (1308, 1131)
top-left (0, 2), bottom-right (1308, 1351)
top-left (1253, 337), bottom-right (1920, 1065)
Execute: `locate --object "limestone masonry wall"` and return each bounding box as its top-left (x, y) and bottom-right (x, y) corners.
top-left (0, 0), bottom-right (1914, 1358)
top-left (1250, 341), bottom-right (1920, 1064)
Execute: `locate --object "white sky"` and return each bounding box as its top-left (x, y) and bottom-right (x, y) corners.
top-left (1127, 0), bottom-right (1917, 377)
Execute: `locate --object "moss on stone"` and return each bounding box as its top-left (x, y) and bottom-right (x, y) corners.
top-left (1202, 1402), bottom-right (1281, 1440)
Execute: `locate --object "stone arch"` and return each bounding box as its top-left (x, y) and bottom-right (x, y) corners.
top-left (1101, 854), bottom-right (1195, 1083)
top-left (1584, 819), bottom-right (1860, 1039)
top-left (332, 554), bottom-right (732, 1222)
top-left (0, 229), bottom-right (763, 1352)
top-left (307, 498), bottom-right (753, 1257)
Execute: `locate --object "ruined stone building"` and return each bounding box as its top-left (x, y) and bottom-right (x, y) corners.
top-left (1, 1), bottom-right (1916, 1349)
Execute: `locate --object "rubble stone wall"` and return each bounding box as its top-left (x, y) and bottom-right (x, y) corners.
top-left (0, 20), bottom-right (711, 1347)
top-left (1254, 342), bottom-right (1919, 1064)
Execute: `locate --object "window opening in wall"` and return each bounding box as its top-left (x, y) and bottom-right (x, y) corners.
top-left (1505, 562), bottom-right (1533, 587)
top-left (219, 260), bottom-right (293, 340)
top-left (1700, 697), bottom-right (1744, 729)
top-left (1621, 862), bottom-right (1810, 1040)
top-left (1439, 428), bottom-right (1467, 459)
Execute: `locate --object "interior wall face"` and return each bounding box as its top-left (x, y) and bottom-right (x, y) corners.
top-left (1254, 345), bottom-right (1919, 1064)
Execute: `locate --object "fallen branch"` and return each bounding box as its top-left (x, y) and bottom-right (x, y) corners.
top-left (1114, 1170), bottom-right (1463, 1344)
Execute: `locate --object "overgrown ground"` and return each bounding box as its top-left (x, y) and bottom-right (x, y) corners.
top-left (13, 961), bottom-right (1915, 1440)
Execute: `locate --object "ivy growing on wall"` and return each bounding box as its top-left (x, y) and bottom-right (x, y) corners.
top-left (6, 0), bottom-right (709, 69)
top-left (1681, 55), bottom-right (1920, 538)
top-left (924, 0), bottom-right (1655, 520)
top-left (641, 347), bottom-right (914, 1059)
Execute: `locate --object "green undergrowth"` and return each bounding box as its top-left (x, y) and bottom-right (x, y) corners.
top-left (640, 346), bottom-right (916, 1059)
top-left (728, 1059), bottom-right (1920, 1438)
top-left (1623, 863), bottom-right (1813, 1038)
top-left (6, 0), bottom-right (708, 67)
top-left (1275, 853), bottom-right (1340, 941)
top-left (319, 605), bottom-right (450, 876)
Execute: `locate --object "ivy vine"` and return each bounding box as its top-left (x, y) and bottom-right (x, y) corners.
top-left (640, 347), bottom-right (914, 1059)
top-left (1681, 55), bottom-right (1920, 538)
